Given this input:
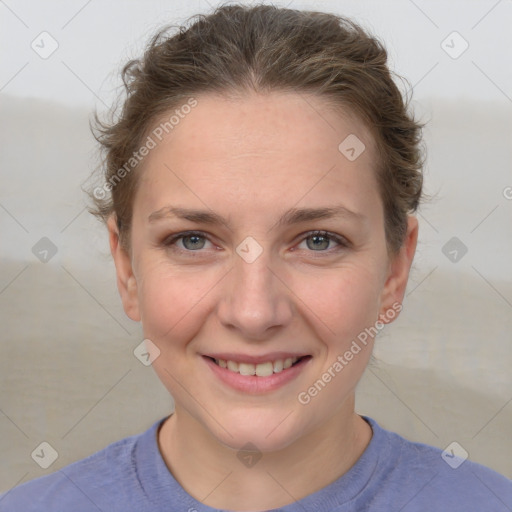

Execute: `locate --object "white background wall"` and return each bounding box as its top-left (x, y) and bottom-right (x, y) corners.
top-left (1, 0), bottom-right (511, 493)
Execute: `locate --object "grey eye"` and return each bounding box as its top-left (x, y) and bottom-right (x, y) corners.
top-left (306, 234), bottom-right (331, 251)
top-left (181, 234), bottom-right (207, 250)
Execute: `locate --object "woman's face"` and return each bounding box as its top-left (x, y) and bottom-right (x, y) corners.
top-left (110, 91), bottom-right (417, 451)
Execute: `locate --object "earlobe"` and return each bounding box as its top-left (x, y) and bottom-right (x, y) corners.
top-left (378, 216), bottom-right (419, 324)
top-left (107, 216), bottom-right (141, 322)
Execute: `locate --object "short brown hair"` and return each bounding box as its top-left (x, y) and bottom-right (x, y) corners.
top-left (87, 3), bottom-right (426, 255)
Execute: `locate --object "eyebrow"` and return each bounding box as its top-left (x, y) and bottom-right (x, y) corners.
top-left (148, 205), bottom-right (366, 231)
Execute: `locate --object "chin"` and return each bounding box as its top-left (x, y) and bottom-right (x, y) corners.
top-left (208, 409), bottom-right (306, 453)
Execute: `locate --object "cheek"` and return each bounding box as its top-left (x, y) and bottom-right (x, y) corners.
top-left (294, 262), bottom-right (383, 342)
top-left (136, 261), bottom-right (220, 348)
top-left (322, 268), bottom-right (382, 368)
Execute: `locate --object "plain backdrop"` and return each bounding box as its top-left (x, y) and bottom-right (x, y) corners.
top-left (1, 0), bottom-right (512, 493)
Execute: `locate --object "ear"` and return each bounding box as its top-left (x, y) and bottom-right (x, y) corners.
top-left (377, 215), bottom-right (418, 324)
top-left (107, 215), bottom-right (141, 322)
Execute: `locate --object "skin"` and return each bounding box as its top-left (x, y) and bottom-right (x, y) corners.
top-left (107, 91), bottom-right (418, 511)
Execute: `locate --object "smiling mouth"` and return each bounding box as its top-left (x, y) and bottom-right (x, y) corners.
top-left (204, 355), bottom-right (311, 377)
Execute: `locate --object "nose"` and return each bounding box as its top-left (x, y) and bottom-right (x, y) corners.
top-left (216, 245), bottom-right (294, 340)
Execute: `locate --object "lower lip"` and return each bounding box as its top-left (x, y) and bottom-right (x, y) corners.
top-left (202, 356), bottom-right (311, 394)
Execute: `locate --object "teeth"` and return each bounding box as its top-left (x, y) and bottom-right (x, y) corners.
top-left (213, 357), bottom-right (301, 376)
top-left (273, 359), bottom-right (284, 373)
top-left (227, 360), bottom-right (238, 372)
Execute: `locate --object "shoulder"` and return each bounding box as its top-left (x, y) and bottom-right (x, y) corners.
top-left (364, 416), bottom-right (512, 511)
top-left (0, 421), bottom-right (162, 512)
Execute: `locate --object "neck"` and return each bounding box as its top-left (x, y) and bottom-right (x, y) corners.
top-left (157, 395), bottom-right (373, 511)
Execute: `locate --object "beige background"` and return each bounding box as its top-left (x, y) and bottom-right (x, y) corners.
top-left (1, 0), bottom-right (512, 494)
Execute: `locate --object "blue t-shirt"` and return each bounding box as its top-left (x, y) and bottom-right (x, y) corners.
top-left (1, 415), bottom-right (511, 511)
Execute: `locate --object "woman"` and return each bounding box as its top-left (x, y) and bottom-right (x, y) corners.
top-left (2, 4), bottom-right (511, 511)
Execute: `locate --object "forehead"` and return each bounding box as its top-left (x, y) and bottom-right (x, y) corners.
top-left (156, 91), bottom-right (376, 162)
top-left (134, 91), bottom-right (382, 224)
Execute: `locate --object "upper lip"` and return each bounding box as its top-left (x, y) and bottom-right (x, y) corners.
top-left (203, 352), bottom-right (311, 364)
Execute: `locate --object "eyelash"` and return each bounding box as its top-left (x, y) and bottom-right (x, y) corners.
top-left (162, 230), bottom-right (349, 258)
